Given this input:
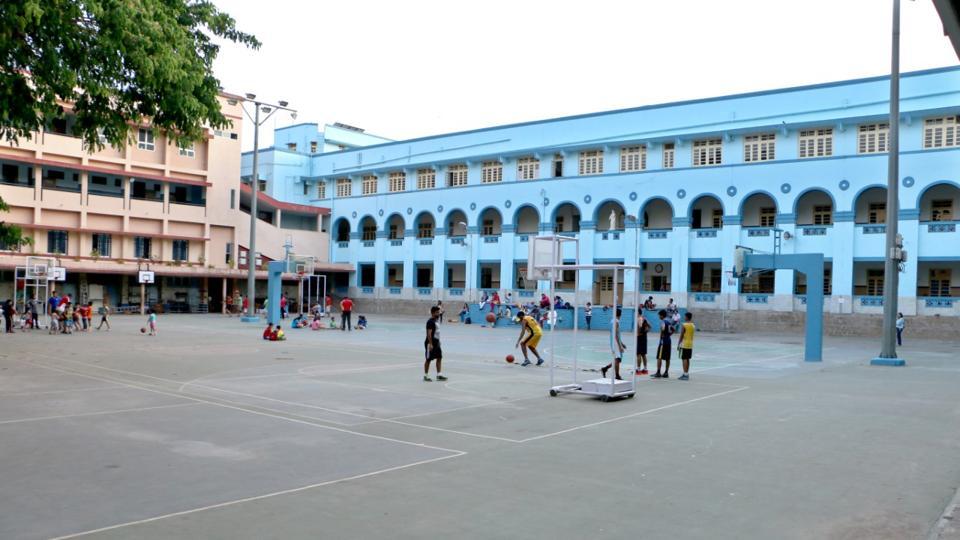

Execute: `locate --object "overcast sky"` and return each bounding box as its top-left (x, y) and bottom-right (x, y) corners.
top-left (211, 0), bottom-right (959, 150)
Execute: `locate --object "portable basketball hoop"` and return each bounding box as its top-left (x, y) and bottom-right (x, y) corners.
top-left (528, 235), bottom-right (641, 402)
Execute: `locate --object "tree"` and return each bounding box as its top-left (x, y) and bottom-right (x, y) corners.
top-left (0, 0), bottom-right (259, 245)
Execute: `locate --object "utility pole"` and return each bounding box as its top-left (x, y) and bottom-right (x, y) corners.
top-left (240, 95), bottom-right (297, 322)
top-left (872, 0), bottom-right (906, 366)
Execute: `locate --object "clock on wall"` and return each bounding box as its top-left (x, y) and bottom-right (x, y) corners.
top-left (655, 263), bottom-right (664, 273)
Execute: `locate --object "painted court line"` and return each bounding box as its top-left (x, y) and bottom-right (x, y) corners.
top-left (49, 452), bottom-right (465, 540)
top-left (517, 386), bottom-right (750, 443)
top-left (0, 385), bottom-right (122, 397)
top-left (12, 358), bottom-right (467, 457)
top-left (0, 403), bottom-right (199, 426)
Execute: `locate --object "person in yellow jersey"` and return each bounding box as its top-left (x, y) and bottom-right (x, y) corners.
top-left (677, 312), bottom-right (695, 380)
top-left (514, 310), bottom-right (545, 367)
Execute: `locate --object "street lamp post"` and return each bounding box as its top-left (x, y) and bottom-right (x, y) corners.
top-left (872, 0), bottom-right (906, 366)
top-left (240, 94), bottom-right (297, 322)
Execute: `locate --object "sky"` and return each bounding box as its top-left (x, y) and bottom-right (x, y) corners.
top-left (211, 0), bottom-right (959, 151)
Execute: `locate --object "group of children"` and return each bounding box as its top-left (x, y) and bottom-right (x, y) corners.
top-left (289, 312), bottom-right (367, 331)
top-left (601, 309), bottom-right (696, 381)
top-left (45, 294), bottom-right (112, 334)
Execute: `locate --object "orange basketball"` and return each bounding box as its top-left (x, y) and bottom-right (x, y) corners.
top-left (140, 327), bottom-right (146, 333)
top-left (485, 313), bottom-right (496, 323)
top-left (506, 354), bottom-right (515, 363)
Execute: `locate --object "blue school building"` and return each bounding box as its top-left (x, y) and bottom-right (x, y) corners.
top-left (243, 66), bottom-right (960, 319)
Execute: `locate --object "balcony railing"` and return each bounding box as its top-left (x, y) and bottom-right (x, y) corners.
top-left (390, 239), bottom-right (403, 246)
top-left (862, 225), bottom-right (885, 235)
top-left (746, 228), bottom-right (771, 237)
top-left (389, 287), bottom-right (401, 295)
top-left (802, 227), bottom-right (827, 236)
top-left (859, 296), bottom-right (884, 306)
top-left (743, 294), bottom-right (769, 304)
top-left (924, 297), bottom-right (954, 308)
top-left (483, 236), bottom-right (499, 243)
top-left (647, 231), bottom-right (667, 239)
top-left (695, 229), bottom-right (717, 238)
top-left (419, 238), bottom-right (433, 245)
top-left (417, 287), bottom-right (432, 295)
top-left (337, 241), bottom-right (348, 248)
top-left (927, 222), bottom-right (957, 233)
top-left (693, 293), bottom-right (717, 302)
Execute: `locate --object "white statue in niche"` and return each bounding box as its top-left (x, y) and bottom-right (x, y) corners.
top-left (609, 209), bottom-right (617, 231)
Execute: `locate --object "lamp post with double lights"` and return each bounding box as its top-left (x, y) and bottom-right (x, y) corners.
top-left (240, 94), bottom-right (297, 322)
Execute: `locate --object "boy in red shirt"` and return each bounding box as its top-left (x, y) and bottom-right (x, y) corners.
top-left (339, 297), bottom-right (353, 331)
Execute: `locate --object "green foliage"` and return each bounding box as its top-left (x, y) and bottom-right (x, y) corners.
top-left (0, 0), bottom-right (259, 151)
top-left (0, 195), bottom-right (31, 248)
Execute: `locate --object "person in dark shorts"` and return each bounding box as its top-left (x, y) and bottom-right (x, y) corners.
top-left (652, 309), bottom-right (672, 379)
top-left (636, 311), bottom-right (651, 375)
top-left (424, 306), bottom-right (447, 382)
top-left (677, 312), bottom-right (695, 380)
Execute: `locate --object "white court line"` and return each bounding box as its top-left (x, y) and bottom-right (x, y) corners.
top-left (0, 385), bottom-right (121, 398)
top-left (49, 452), bottom-right (464, 540)
top-left (11, 358), bottom-right (466, 457)
top-left (516, 386), bottom-right (750, 443)
top-left (0, 403), bottom-right (198, 426)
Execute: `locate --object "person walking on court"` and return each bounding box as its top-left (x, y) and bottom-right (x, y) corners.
top-left (2, 299), bottom-right (15, 333)
top-left (514, 310), bottom-right (545, 366)
top-left (636, 310), bottom-right (651, 375)
top-left (652, 309), bottom-right (673, 379)
top-left (97, 301), bottom-right (111, 331)
top-left (584, 302), bottom-right (593, 330)
top-left (600, 308), bottom-right (626, 380)
top-left (896, 312), bottom-right (905, 346)
top-left (423, 305), bottom-right (447, 382)
top-left (677, 312), bottom-right (696, 380)
top-left (340, 296), bottom-right (354, 331)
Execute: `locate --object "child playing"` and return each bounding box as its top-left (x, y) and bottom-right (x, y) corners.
top-left (356, 315), bottom-right (368, 329)
top-left (263, 323), bottom-right (274, 340)
top-left (147, 309), bottom-right (158, 336)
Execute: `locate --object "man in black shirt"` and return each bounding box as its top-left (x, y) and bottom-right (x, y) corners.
top-left (424, 306), bottom-right (447, 382)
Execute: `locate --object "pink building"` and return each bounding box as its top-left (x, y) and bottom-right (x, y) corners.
top-left (0, 94), bottom-right (346, 313)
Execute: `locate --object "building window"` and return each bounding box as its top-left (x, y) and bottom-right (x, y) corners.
top-left (137, 128), bottom-right (155, 151)
top-left (868, 203), bottom-right (886, 224)
top-left (923, 116), bottom-right (959, 149)
top-left (287, 142), bottom-right (297, 151)
top-left (482, 219), bottom-right (494, 236)
top-left (799, 128), bottom-right (833, 158)
top-left (91, 233), bottom-right (111, 257)
top-left (230, 188), bottom-right (236, 209)
top-left (417, 222), bottom-right (434, 239)
top-left (929, 269), bottom-right (952, 297)
top-left (134, 236), bottom-right (152, 259)
top-left (759, 207), bottom-right (776, 227)
top-left (743, 133), bottom-right (775, 162)
top-left (814, 205), bottom-right (832, 225)
top-left (866, 269), bottom-right (884, 296)
top-left (931, 199), bottom-right (953, 221)
top-left (858, 123), bottom-right (889, 154)
top-left (447, 164), bottom-right (468, 187)
top-left (225, 242), bottom-right (233, 264)
top-left (362, 224), bottom-right (376, 241)
top-left (361, 175), bottom-right (377, 195)
top-left (578, 150), bottom-right (604, 175)
top-left (481, 161), bottom-right (502, 184)
top-left (663, 143), bottom-right (675, 169)
top-left (692, 138), bottom-right (722, 167)
top-left (302, 183), bottom-right (309, 196)
top-left (554, 216), bottom-right (564, 233)
top-left (619, 145), bottom-right (646, 172)
top-left (417, 169), bottom-right (436, 190)
top-left (389, 224), bottom-right (400, 240)
top-left (516, 157), bottom-right (539, 180)
top-left (388, 171), bottom-right (406, 192)
top-left (310, 141), bottom-right (318, 153)
top-left (317, 182), bottom-right (326, 199)
top-left (712, 209), bottom-right (723, 228)
top-left (553, 154), bottom-right (563, 177)
top-left (172, 240), bottom-right (189, 261)
top-left (47, 230), bottom-right (68, 255)
top-left (178, 142), bottom-right (195, 157)
top-left (336, 178), bottom-right (351, 198)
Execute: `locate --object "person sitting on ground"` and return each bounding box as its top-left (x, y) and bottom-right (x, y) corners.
top-left (292, 313), bottom-right (305, 328)
top-left (643, 296), bottom-right (657, 310)
top-left (263, 323), bottom-right (274, 340)
top-left (479, 291), bottom-right (489, 311)
top-left (273, 326), bottom-right (285, 341)
top-left (356, 315), bottom-right (368, 330)
top-left (539, 293), bottom-right (550, 309)
top-left (328, 313), bottom-right (338, 329)
top-left (310, 317), bottom-right (322, 330)
top-left (459, 303), bottom-right (470, 323)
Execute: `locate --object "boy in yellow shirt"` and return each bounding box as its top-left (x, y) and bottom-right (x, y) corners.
top-left (677, 312), bottom-right (695, 380)
top-left (515, 310), bottom-right (545, 367)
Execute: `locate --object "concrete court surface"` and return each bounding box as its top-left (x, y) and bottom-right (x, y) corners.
top-left (0, 313), bottom-right (958, 540)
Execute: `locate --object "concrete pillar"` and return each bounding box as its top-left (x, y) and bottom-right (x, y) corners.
top-left (832, 213), bottom-right (855, 314)
top-left (671, 218), bottom-right (691, 307)
top-left (720, 216), bottom-right (742, 310)
top-left (402, 228), bottom-right (414, 290)
top-left (899, 210), bottom-right (920, 316)
top-left (500, 225), bottom-right (514, 299)
top-left (375, 229), bottom-right (387, 293)
top-left (576, 221), bottom-right (596, 297)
